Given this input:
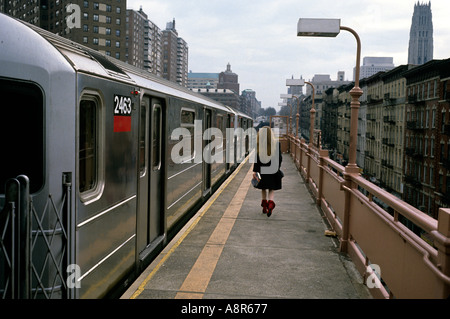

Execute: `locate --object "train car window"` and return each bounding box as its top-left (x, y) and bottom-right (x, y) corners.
top-left (0, 79), bottom-right (44, 194)
top-left (152, 105), bottom-right (162, 170)
top-left (79, 99), bottom-right (97, 194)
top-left (181, 109), bottom-right (195, 125)
top-left (139, 103), bottom-right (147, 176)
top-left (89, 51), bottom-right (127, 75)
top-left (180, 108), bottom-right (195, 160)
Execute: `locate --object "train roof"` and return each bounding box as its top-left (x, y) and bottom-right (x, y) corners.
top-left (0, 13), bottom-right (252, 119)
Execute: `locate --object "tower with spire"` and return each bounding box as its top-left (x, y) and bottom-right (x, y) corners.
top-left (408, 1), bottom-right (434, 65)
top-left (217, 63), bottom-right (240, 94)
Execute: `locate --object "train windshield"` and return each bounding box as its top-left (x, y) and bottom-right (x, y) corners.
top-left (0, 79), bottom-right (44, 194)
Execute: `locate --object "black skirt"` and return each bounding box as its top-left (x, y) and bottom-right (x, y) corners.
top-left (252, 143), bottom-right (283, 190)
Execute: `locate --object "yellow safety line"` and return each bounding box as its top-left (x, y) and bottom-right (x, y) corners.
top-left (130, 154), bottom-right (253, 299)
top-left (174, 168), bottom-right (253, 298)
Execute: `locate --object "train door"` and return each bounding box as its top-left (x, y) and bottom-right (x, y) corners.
top-left (137, 95), bottom-right (164, 260)
top-left (203, 108), bottom-right (212, 195)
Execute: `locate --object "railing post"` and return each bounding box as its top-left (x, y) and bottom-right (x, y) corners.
top-left (63, 172), bottom-right (75, 299)
top-left (339, 173), bottom-right (352, 253)
top-left (306, 143), bottom-right (311, 185)
top-left (300, 138), bottom-right (305, 177)
top-left (317, 149), bottom-right (329, 206)
top-left (436, 208), bottom-right (450, 297)
top-left (16, 175), bottom-right (30, 299)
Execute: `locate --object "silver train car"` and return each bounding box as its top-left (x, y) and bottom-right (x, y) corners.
top-left (0, 13), bottom-right (253, 298)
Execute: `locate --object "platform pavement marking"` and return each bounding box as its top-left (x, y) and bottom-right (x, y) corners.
top-left (128, 153), bottom-right (253, 299)
top-left (174, 166), bottom-right (254, 299)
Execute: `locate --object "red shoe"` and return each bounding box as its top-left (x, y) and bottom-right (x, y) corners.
top-left (267, 200), bottom-right (275, 217)
top-left (261, 200), bottom-right (268, 214)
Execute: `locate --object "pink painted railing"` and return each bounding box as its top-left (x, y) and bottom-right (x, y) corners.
top-left (286, 134), bottom-right (450, 299)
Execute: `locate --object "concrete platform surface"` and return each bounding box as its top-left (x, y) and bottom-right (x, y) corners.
top-left (122, 153), bottom-right (372, 300)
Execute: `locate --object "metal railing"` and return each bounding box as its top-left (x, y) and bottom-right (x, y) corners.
top-left (286, 134), bottom-right (450, 299)
top-left (1, 173), bottom-right (73, 299)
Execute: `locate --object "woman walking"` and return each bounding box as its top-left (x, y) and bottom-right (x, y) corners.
top-left (252, 126), bottom-right (283, 217)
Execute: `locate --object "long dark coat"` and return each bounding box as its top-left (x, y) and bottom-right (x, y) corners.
top-left (252, 142), bottom-right (283, 190)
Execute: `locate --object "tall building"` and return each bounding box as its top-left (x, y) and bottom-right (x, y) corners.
top-left (126, 8), bottom-right (147, 69)
top-left (162, 19), bottom-right (188, 87)
top-left (146, 19), bottom-right (162, 76)
top-left (241, 89), bottom-right (261, 117)
top-left (2, 0), bottom-right (127, 61)
top-left (125, 7), bottom-right (162, 76)
top-left (217, 63), bottom-right (240, 94)
top-left (306, 72), bottom-right (350, 96)
top-left (403, 59), bottom-right (450, 220)
top-left (408, 1), bottom-right (433, 65)
top-left (188, 72), bottom-right (220, 90)
top-left (357, 57), bottom-right (395, 80)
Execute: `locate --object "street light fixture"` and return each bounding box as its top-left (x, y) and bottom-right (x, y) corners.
top-left (297, 18), bottom-right (341, 37)
top-left (297, 18), bottom-right (362, 174)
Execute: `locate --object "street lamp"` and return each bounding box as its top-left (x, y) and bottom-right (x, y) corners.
top-left (297, 18), bottom-right (362, 174)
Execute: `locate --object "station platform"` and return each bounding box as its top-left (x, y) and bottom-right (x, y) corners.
top-left (122, 153), bottom-right (372, 300)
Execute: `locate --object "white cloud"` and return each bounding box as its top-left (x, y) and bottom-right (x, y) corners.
top-left (128, 0), bottom-right (450, 110)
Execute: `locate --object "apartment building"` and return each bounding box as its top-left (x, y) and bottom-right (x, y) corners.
top-left (125, 8), bottom-right (162, 76)
top-left (378, 66), bottom-right (410, 197)
top-left (69, 0), bottom-right (127, 60)
top-left (403, 58), bottom-right (450, 219)
top-left (125, 8), bottom-right (147, 69)
top-left (336, 84), bottom-right (352, 164)
top-left (162, 19), bottom-right (188, 87)
top-left (2, 0), bottom-right (127, 61)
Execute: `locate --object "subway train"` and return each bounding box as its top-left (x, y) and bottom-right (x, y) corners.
top-left (0, 13), bottom-right (253, 298)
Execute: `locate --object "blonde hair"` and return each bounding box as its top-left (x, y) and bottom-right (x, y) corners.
top-left (257, 126), bottom-right (277, 163)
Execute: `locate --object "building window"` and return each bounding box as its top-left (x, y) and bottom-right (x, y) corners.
top-left (116, 7), bottom-right (121, 14)
top-left (93, 38), bottom-right (99, 45)
top-left (105, 39), bottom-right (111, 47)
top-left (83, 24), bottom-right (88, 32)
top-left (93, 14), bottom-right (99, 21)
top-left (115, 41), bottom-right (120, 48)
top-left (115, 52), bottom-right (120, 59)
top-left (93, 26), bottom-right (98, 33)
top-left (83, 36), bottom-right (88, 43)
top-left (116, 29), bottom-right (120, 37)
top-left (116, 18), bottom-right (121, 25)
top-left (106, 28), bottom-right (111, 35)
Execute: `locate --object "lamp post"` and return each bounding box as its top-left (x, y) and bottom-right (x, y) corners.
top-left (297, 18), bottom-right (362, 174)
top-left (305, 81), bottom-right (316, 147)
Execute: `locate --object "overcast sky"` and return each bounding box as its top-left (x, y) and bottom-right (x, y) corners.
top-left (128, 0), bottom-right (450, 111)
